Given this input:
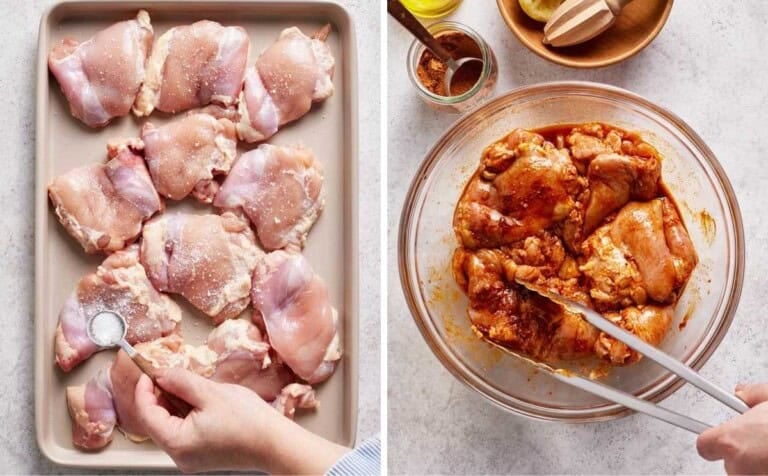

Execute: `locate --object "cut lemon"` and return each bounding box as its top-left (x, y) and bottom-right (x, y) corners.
top-left (518, 0), bottom-right (565, 22)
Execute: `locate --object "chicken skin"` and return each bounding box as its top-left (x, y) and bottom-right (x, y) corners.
top-left (48, 140), bottom-right (162, 254)
top-left (140, 113), bottom-right (237, 203)
top-left (66, 369), bottom-right (116, 450)
top-left (453, 124), bottom-right (698, 367)
top-left (48, 11), bottom-right (153, 127)
top-left (140, 213), bottom-right (263, 324)
top-left (251, 251), bottom-right (341, 384)
top-left (54, 246), bottom-right (181, 372)
top-left (237, 26), bottom-right (335, 142)
top-left (134, 20), bottom-right (249, 116)
top-left (454, 129), bottom-right (585, 249)
top-left (214, 144), bottom-right (324, 251)
top-left (206, 319), bottom-right (315, 411)
top-left (68, 320), bottom-right (317, 449)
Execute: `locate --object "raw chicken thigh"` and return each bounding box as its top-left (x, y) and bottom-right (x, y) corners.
top-left (134, 20), bottom-right (249, 116)
top-left (237, 26), bottom-right (335, 142)
top-left (48, 140), bottom-right (162, 254)
top-left (140, 113), bottom-right (237, 203)
top-left (140, 213), bottom-right (263, 323)
top-left (214, 144), bottom-right (324, 251)
top-left (273, 383), bottom-right (320, 419)
top-left (206, 319), bottom-right (316, 412)
top-left (48, 11), bottom-right (153, 127)
top-left (66, 369), bottom-right (116, 449)
top-left (54, 245), bottom-right (182, 372)
top-left (251, 251), bottom-right (341, 384)
top-left (68, 320), bottom-right (317, 449)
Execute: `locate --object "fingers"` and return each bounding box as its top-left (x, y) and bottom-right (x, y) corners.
top-left (735, 383), bottom-right (768, 407)
top-left (134, 374), bottom-right (183, 447)
top-left (156, 367), bottom-right (216, 409)
top-left (697, 426), bottom-right (727, 461)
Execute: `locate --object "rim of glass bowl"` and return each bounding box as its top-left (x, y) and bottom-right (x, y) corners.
top-left (398, 81), bottom-right (745, 422)
top-left (406, 21), bottom-right (494, 106)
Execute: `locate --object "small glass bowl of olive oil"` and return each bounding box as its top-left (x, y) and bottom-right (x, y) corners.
top-left (400, 0), bottom-right (463, 18)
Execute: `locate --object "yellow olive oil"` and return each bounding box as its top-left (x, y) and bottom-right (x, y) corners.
top-left (400, 0), bottom-right (463, 18)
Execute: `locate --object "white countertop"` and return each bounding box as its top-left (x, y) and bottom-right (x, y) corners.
top-left (0, 0), bottom-right (379, 472)
top-left (388, 1), bottom-right (768, 474)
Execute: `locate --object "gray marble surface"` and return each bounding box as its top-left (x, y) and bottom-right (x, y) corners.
top-left (0, 0), bottom-right (379, 473)
top-left (388, 2), bottom-right (768, 474)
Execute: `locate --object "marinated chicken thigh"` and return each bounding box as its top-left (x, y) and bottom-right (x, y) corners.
top-left (454, 129), bottom-right (586, 249)
top-left (581, 199), bottom-right (697, 306)
top-left (48, 141), bottom-right (162, 254)
top-left (579, 225), bottom-right (647, 309)
top-left (237, 26), bottom-right (335, 142)
top-left (140, 213), bottom-right (263, 323)
top-left (54, 246), bottom-right (182, 372)
top-left (140, 113), bottom-right (237, 203)
top-left (583, 153), bottom-right (660, 234)
top-left (452, 247), bottom-right (599, 361)
top-left (134, 20), bottom-right (249, 116)
top-left (48, 11), bottom-right (153, 127)
top-left (214, 144), bottom-right (324, 251)
top-left (251, 251), bottom-right (341, 384)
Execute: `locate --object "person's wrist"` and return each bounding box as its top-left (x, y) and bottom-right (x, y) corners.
top-left (236, 407), bottom-right (294, 473)
top-left (260, 415), bottom-right (349, 474)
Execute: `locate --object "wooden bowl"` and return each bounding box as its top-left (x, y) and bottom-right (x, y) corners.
top-left (496, 0), bottom-right (674, 68)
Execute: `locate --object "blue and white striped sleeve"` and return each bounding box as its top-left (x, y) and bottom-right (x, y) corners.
top-left (326, 435), bottom-right (381, 476)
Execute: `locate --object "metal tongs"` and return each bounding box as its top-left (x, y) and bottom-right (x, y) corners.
top-left (486, 287), bottom-right (748, 434)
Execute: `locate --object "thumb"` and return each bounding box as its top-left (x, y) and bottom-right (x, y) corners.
top-left (156, 367), bottom-right (217, 409)
top-left (735, 383), bottom-right (768, 407)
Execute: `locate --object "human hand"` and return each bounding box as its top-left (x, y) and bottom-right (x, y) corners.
top-left (134, 368), bottom-right (348, 474)
top-left (697, 383), bottom-right (768, 475)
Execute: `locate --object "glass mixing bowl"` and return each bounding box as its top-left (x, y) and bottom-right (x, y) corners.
top-left (398, 81), bottom-right (744, 422)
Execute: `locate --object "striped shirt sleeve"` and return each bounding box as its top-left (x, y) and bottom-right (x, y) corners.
top-left (327, 435), bottom-right (381, 476)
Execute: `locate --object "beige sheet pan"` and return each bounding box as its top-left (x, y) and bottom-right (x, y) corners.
top-left (35, 0), bottom-right (358, 468)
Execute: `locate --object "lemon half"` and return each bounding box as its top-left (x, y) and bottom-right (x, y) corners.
top-left (518, 0), bottom-right (565, 22)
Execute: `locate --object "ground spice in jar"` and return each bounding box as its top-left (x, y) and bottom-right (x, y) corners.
top-left (416, 31), bottom-right (483, 97)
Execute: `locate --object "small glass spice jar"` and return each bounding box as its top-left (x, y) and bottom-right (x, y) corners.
top-left (406, 21), bottom-right (497, 113)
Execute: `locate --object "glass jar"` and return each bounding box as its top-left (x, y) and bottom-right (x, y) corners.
top-left (400, 0), bottom-right (463, 18)
top-left (407, 22), bottom-right (498, 113)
